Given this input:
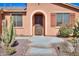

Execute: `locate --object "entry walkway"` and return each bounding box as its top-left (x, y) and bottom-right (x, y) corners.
top-left (0, 36), bottom-right (75, 56)
top-left (25, 36), bottom-right (65, 56)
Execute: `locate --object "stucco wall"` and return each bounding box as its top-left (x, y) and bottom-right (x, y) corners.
top-left (26, 3), bottom-right (79, 36)
top-left (5, 13), bottom-right (30, 36)
top-left (5, 3), bottom-right (79, 36)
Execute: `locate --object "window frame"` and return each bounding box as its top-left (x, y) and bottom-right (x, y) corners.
top-left (12, 13), bottom-right (23, 28)
top-left (56, 13), bottom-right (70, 26)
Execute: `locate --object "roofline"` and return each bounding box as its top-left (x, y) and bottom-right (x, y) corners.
top-left (3, 9), bottom-right (26, 12)
top-left (52, 3), bottom-right (79, 11)
top-left (0, 3), bottom-right (79, 13)
top-left (0, 9), bottom-right (26, 13)
top-left (62, 3), bottom-right (79, 10)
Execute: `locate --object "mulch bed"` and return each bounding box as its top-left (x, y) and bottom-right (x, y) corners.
top-left (0, 39), bottom-right (31, 56)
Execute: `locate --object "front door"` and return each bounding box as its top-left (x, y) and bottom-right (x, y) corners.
top-left (34, 14), bottom-right (44, 35)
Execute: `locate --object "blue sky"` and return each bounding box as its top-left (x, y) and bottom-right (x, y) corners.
top-left (0, 3), bottom-right (26, 7)
top-left (71, 3), bottom-right (79, 7)
top-left (0, 3), bottom-right (79, 7)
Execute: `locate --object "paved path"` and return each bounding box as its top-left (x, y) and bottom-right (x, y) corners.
top-left (26, 47), bottom-right (57, 56)
top-left (25, 36), bottom-right (64, 56)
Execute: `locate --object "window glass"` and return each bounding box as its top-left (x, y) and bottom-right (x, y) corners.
top-left (56, 13), bottom-right (70, 26)
top-left (56, 13), bottom-right (62, 26)
top-left (12, 14), bottom-right (22, 27)
top-left (63, 13), bottom-right (70, 24)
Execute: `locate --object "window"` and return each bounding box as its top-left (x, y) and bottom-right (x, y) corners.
top-left (12, 14), bottom-right (23, 27)
top-left (56, 13), bottom-right (70, 26)
top-left (2, 14), bottom-right (5, 20)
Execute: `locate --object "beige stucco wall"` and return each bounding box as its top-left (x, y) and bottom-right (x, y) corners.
top-left (26, 3), bottom-right (79, 36)
top-left (5, 3), bottom-right (79, 36)
top-left (5, 13), bottom-right (30, 36)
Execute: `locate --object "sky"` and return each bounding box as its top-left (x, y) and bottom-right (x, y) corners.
top-left (0, 3), bottom-right (79, 7)
top-left (0, 3), bottom-right (26, 7)
top-left (71, 3), bottom-right (79, 7)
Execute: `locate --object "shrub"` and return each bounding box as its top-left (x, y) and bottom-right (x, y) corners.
top-left (59, 26), bottom-right (73, 37)
top-left (73, 20), bottom-right (79, 37)
top-left (5, 47), bottom-right (16, 55)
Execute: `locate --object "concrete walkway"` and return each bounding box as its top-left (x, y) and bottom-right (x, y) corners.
top-left (25, 36), bottom-right (64, 56)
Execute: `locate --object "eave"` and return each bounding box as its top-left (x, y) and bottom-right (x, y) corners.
top-left (52, 3), bottom-right (79, 12)
top-left (3, 9), bottom-right (26, 13)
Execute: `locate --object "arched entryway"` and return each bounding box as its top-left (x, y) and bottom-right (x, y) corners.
top-left (32, 12), bottom-right (45, 36)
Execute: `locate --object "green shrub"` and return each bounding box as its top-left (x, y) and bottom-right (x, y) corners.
top-left (73, 21), bottom-right (79, 37)
top-left (74, 28), bottom-right (79, 37)
top-left (5, 47), bottom-right (16, 55)
top-left (59, 26), bottom-right (73, 37)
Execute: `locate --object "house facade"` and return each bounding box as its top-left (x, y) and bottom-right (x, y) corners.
top-left (0, 3), bottom-right (79, 36)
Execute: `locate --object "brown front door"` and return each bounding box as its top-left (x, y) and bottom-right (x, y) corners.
top-left (34, 14), bottom-right (44, 35)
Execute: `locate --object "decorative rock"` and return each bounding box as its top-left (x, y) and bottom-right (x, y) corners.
top-left (61, 41), bottom-right (74, 53)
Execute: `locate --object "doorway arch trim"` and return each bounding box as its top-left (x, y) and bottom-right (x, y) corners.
top-left (30, 10), bottom-right (47, 35)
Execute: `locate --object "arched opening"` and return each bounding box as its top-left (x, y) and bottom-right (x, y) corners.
top-left (32, 12), bottom-right (45, 35)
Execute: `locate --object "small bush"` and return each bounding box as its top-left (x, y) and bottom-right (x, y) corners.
top-left (5, 47), bottom-right (16, 55)
top-left (73, 26), bottom-right (79, 37)
top-left (59, 26), bottom-right (73, 37)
